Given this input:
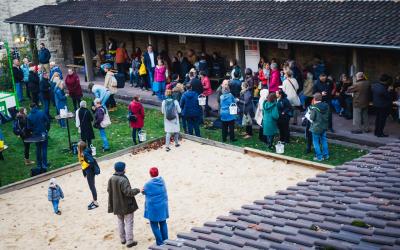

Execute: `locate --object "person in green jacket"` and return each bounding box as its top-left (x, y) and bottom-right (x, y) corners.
top-left (262, 93), bottom-right (279, 149)
top-left (309, 93), bottom-right (330, 161)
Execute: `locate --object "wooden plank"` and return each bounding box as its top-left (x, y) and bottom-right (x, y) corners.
top-left (0, 137), bottom-right (164, 195)
top-left (243, 147), bottom-right (332, 171)
top-left (181, 134), bottom-right (244, 153)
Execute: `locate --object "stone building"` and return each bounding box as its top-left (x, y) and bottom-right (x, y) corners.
top-left (4, 0), bottom-right (400, 82)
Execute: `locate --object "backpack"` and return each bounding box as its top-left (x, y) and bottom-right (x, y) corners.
top-left (13, 119), bottom-right (22, 136)
top-left (165, 99), bottom-right (177, 120)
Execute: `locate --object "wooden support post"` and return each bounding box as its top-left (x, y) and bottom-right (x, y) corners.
top-left (163, 35), bottom-right (168, 52)
top-left (27, 25), bottom-right (38, 65)
top-left (352, 48), bottom-right (358, 84)
top-left (131, 33), bottom-right (136, 52)
top-left (148, 34), bottom-right (152, 45)
top-left (81, 30), bottom-right (94, 81)
top-left (201, 37), bottom-right (206, 53)
top-left (235, 40), bottom-right (246, 72)
top-left (101, 31), bottom-right (106, 49)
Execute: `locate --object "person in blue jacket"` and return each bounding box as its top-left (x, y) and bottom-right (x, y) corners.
top-left (179, 83), bottom-right (202, 137)
top-left (54, 81), bottom-right (68, 128)
top-left (38, 43), bottom-right (51, 73)
top-left (219, 85), bottom-right (237, 142)
top-left (49, 62), bottom-right (63, 80)
top-left (48, 178), bottom-right (64, 215)
top-left (27, 103), bottom-right (50, 170)
top-left (142, 167), bottom-right (169, 246)
top-left (88, 82), bottom-right (110, 108)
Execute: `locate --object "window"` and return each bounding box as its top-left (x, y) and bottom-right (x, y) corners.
top-left (39, 26), bottom-right (45, 39)
top-left (245, 40), bottom-right (258, 51)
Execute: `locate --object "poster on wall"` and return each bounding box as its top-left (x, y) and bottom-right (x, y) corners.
top-left (244, 40), bottom-right (260, 72)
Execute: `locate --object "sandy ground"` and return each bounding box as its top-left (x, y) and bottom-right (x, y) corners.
top-left (0, 140), bottom-right (321, 250)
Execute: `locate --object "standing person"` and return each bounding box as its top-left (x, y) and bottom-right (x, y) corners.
top-left (142, 167), bottom-right (169, 246)
top-left (313, 73), bottom-right (334, 132)
top-left (281, 70), bottom-right (301, 125)
top-left (138, 55), bottom-right (148, 90)
top-left (219, 85), bottom-right (237, 142)
top-left (39, 72), bottom-right (52, 119)
top-left (107, 162), bottom-right (140, 248)
top-left (54, 80), bottom-right (68, 128)
top-left (337, 73), bottom-right (353, 119)
top-left (128, 96), bottom-right (145, 145)
top-left (245, 68), bottom-right (255, 92)
top-left (177, 51), bottom-right (191, 79)
top-left (115, 42), bottom-right (129, 75)
top-left (255, 89), bottom-right (269, 143)
top-left (21, 58), bottom-right (31, 99)
top-left (88, 83), bottom-right (110, 108)
top-left (48, 178), bottom-right (64, 215)
top-left (12, 59), bottom-right (24, 102)
top-left (27, 103), bottom-right (50, 171)
top-left (104, 64), bottom-right (118, 111)
top-left (346, 72), bottom-right (370, 134)
top-left (188, 69), bottom-right (203, 95)
top-left (15, 108), bottom-right (34, 165)
top-left (372, 74), bottom-right (392, 137)
top-left (170, 56), bottom-right (181, 76)
top-left (229, 71), bottom-right (242, 98)
top-left (76, 101), bottom-right (95, 146)
top-left (162, 90), bottom-right (181, 152)
top-left (303, 72), bottom-right (314, 109)
top-left (258, 63), bottom-right (270, 89)
top-left (28, 66), bottom-right (40, 105)
top-left (289, 60), bottom-right (304, 93)
top-left (38, 43), bottom-right (51, 73)
top-left (153, 59), bottom-right (167, 100)
top-left (199, 71), bottom-right (212, 116)
top-left (93, 98), bottom-right (110, 151)
top-left (49, 62), bottom-right (63, 80)
top-left (276, 89), bottom-right (293, 143)
top-left (269, 63), bottom-right (281, 93)
top-left (144, 45), bottom-right (158, 95)
top-left (309, 93), bottom-right (329, 161)
top-left (238, 82), bottom-right (255, 138)
top-left (130, 56), bottom-right (140, 87)
top-left (65, 68), bottom-right (83, 111)
top-left (77, 141), bottom-right (100, 210)
top-left (229, 59), bottom-right (242, 81)
top-left (180, 84), bottom-right (202, 137)
top-left (262, 93), bottom-right (279, 149)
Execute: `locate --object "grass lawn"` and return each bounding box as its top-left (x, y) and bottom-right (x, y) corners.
top-left (0, 98), bottom-right (366, 186)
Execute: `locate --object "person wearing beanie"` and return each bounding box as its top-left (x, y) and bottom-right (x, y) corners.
top-left (142, 167), bottom-right (169, 246)
top-left (107, 161), bottom-right (140, 248)
top-left (47, 178), bottom-right (64, 215)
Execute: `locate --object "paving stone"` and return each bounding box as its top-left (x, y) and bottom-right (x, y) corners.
top-left (260, 218), bottom-right (285, 227)
top-left (373, 192), bottom-right (400, 200)
top-left (250, 210), bottom-right (273, 218)
top-left (361, 236), bottom-right (396, 246)
top-left (314, 239), bottom-right (352, 250)
top-left (204, 221), bottom-right (225, 228)
top-left (341, 225), bottom-right (374, 235)
top-left (367, 211), bottom-right (399, 220)
top-left (259, 233), bottom-right (284, 243)
top-left (284, 235), bottom-right (314, 247)
top-left (244, 240), bottom-right (270, 249)
top-left (192, 227), bottom-right (213, 234)
top-left (211, 228), bottom-right (234, 237)
top-left (329, 232), bottom-right (360, 244)
top-left (297, 213), bottom-right (325, 222)
top-left (322, 202), bottom-right (347, 210)
top-left (310, 208), bottom-right (336, 217)
top-left (349, 203), bottom-right (379, 211)
top-left (374, 228), bottom-right (400, 238)
top-left (233, 229), bottom-right (260, 240)
top-left (315, 222), bottom-right (342, 232)
top-left (198, 234), bottom-right (221, 244)
top-left (298, 228), bottom-right (328, 239)
top-left (273, 211), bottom-right (298, 220)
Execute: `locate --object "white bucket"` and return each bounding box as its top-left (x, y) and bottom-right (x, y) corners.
top-left (138, 130), bottom-right (147, 142)
top-left (198, 95), bottom-right (206, 106)
top-left (229, 103), bottom-right (238, 115)
top-left (275, 141), bottom-right (284, 154)
top-left (90, 144), bottom-right (96, 156)
top-left (59, 109), bottom-right (67, 118)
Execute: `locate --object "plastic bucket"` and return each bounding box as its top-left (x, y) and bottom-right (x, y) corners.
top-left (198, 95), bottom-right (206, 106)
top-left (138, 130), bottom-right (147, 142)
top-left (275, 141), bottom-right (284, 154)
top-left (90, 144), bottom-right (96, 156)
top-left (59, 109), bottom-right (67, 118)
top-left (229, 103), bottom-right (238, 115)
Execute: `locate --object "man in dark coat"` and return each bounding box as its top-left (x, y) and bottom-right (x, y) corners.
top-left (28, 68), bottom-right (40, 105)
top-left (229, 71), bottom-right (242, 98)
top-left (180, 84), bottom-right (203, 137)
top-left (372, 74), bottom-right (393, 137)
top-left (12, 59), bottom-right (24, 102)
top-left (76, 100), bottom-right (95, 146)
top-left (27, 103), bottom-right (50, 170)
top-left (313, 73), bottom-right (334, 132)
top-left (107, 162), bottom-right (140, 248)
top-left (143, 45), bottom-right (158, 95)
top-left (39, 72), bottom-right (52, 118)
top-left (38, 43), bottom-right (51, 73)
top-left (188, 70), bottom-right (203, 95)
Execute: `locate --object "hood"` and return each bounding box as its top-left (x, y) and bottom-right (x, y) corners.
top-left (314, 102), bottom-right (329, 113)
top-left (145, 177), bottom-right (166, 197)
top-left (264, 101), bottom-right (277, 110)
top-left (185, 91), bottom-right (197, 99)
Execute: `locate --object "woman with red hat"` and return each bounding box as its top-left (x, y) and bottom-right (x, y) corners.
top-left (142, 167), bottom-right (169, 246)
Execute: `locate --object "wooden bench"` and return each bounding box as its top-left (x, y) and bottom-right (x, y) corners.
top-left (66, 64), bottom-right (84, 69)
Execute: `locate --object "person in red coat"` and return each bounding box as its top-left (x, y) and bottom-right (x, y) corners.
top-left (269, 63), bottom-right (281, 93)
top-left (128, 96), bottom-right (145, 145)
top-left (65, 68), bottom-right (83, 111)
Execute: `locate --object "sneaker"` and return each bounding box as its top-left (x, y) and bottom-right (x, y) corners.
top-left (243, 135), bottom-right (251, 139)
top-left (56, 211), bottom-right (62, 215)
top-left (24, 159), bottom-right (35, 166)
top-left (175, 144), bottom-right (180, 147)
top-left (165, 147), bottom-right (171, 152)
top-left (323, 156), bottom-right (330, 161)
top-left (351, 130), bottom-right (362, 134)
top-left (126, 241), bottom-right (138, 248)
top-left (313, 157), bottom-right (323, 162)
top-left (121, 240), bottom-right (126, 245)
top-left (88, 202), bottom-right (99, 210)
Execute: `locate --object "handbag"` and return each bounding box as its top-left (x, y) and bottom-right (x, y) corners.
top-left (242, 113), bottom-right (252, 126)
top-left (127, 110), bottom-right (137, 122)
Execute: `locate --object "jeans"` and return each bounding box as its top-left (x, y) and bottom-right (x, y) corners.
top-left (265, 135), bottom-right (275, 148)
top-left (187, 116), bottom-right (201, 137)
top-left (16, 82), bottom-right (23, 101)
top-left (52, 200), bottom-right (59, 213)
top-left (312, 131), bottom-right (329, 160)
top-left (71, 96), bottom-right (81, 111)
top-left (148, 68), bottom-right (155, 91)
top-left (222, 120), bottom-right (235, 142)
top-left (36, 140), bottom-right (48, 169)
top-left (132, 128), bottom-right (142, 145)
top-left (117, 213), bottom-right (134, 244)
top-left (181, 115), bottom-right (188, 133)
top-left (166, 132), bottom-right (179, 148)
top-left (86, 169), bottom-right (97, 201)
top-left (130, 72), bottom-right (139, 86)
top-left (150, 220), bottom-right (168, 246)
top-left (57, 112), bottom-right (66, 128)
top-left (155, 81), bottom-right (166, 100)
top-left (101, 92), bottom-right (111, 107)
top-left (99, 128), bottom-right (110, 149)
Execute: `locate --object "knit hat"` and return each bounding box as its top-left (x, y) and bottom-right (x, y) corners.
top-left (49, 178), bottom-right (57, 188)
top-left (114, 162), bottom-right (126, 173)
top-left (149, 167), bottom-right (159, 178)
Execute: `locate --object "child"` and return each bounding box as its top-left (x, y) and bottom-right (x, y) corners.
top-left (48, 178), bottom-right (64, 215)
top-left (130, 56), bottom-right (140, 87)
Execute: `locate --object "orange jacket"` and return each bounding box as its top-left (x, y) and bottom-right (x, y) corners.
top-left (115, 48), bottom-right (128, 64)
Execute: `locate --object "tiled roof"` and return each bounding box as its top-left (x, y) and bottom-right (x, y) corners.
top-left (5, 0), bottom-right (400, 49)
top-left (155, 140), bottom-right (400, 250)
